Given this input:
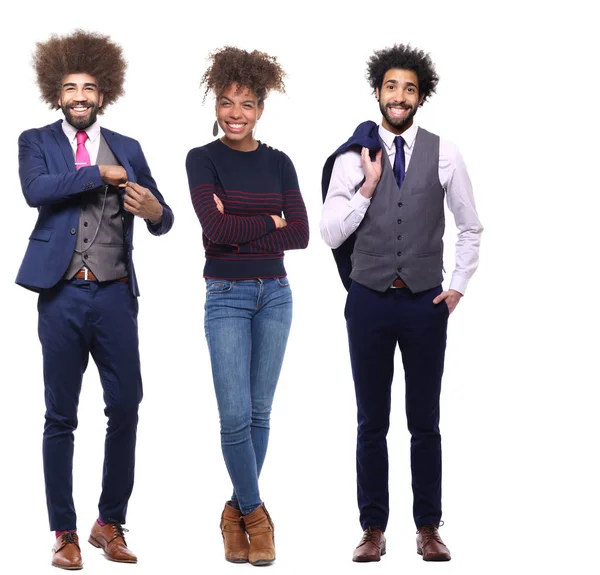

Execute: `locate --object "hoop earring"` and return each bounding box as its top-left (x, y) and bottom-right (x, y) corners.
top-left (212, 120), bottom-right (218, 137)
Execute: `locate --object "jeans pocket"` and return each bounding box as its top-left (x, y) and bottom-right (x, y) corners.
top-left (206, 279), bottom-right (234, 294)
top-left (275, 277), bottom-right (290, 288)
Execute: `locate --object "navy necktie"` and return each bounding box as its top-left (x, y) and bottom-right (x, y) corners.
top-left (393, 135), bottom-right (405, 189)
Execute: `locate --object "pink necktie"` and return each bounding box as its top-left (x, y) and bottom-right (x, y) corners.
top-left (75, 131), bottom-right (90, 170)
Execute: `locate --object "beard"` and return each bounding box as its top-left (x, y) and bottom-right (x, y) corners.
top-left (62, 101), bottom-right (100, 130)
top-left (380, 101), bottom-right (417, 131)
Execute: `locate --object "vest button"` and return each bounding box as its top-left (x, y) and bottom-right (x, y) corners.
top-left (397, 267), bottom-right (403, 272)
top-left (398, 202), bottom-right (403, 207)
top-left (84, 222), bottom-right (89, 227)
top-left (397, 251), bottom-right (402, 256)
top-left (397, 235), bottom-right (403, 240)
top-left (83, 238), bottom-right (89, 243)
top-left (84, 254), bottom-right (89, 259)
top-left (70, 228), bottom-right (76, 235)
top-left (397, 219), bottom-right (402, 224)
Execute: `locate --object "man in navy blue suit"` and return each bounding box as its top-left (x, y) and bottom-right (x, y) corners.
top-left (16, 30), bottom-right (174, 570)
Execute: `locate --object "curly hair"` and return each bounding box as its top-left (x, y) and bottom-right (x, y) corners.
top-left (200, 46), bottom-right (285, 104)
top-left (33, 29), bottom-right (127, 113)
top-left (366, 44), bottom-right (439, 106)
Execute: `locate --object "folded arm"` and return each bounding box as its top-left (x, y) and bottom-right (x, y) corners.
top-left (238, 157), bottom-right (309, 253)
top-left (186, 149), bottom-right (275, 245)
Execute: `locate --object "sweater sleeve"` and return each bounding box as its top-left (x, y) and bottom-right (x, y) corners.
top-left (186, 147), bottom-right (275, 245)
top-left (238, 155), bottom-right (310, 253)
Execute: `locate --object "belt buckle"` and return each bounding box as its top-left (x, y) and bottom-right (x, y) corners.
top-left (83, 267), bottom-right (89, 281)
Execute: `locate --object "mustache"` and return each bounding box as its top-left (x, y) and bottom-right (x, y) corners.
top-left (67, 102), bottom-right (94, 109)
top-left (386, 103), bottom-right (411, 110)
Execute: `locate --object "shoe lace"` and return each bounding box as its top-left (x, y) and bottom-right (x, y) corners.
top-left (418, 524), bottom-right (443, 544)
top-left (106, 519), bottom-right (129, 543)
top-left (361, 527), bottom-right (381, 545)
top-left (61, 531), bottom-right (77, 545)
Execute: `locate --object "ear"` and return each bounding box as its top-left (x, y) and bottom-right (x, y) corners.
top-left (99, 92), bottom-right (104, 108)
top-left (375, 87), bottom-right (380, 101)
top-left (419, 94), bottom-right (425, 106)
top-left (257, 101), bottom-right (265, 121)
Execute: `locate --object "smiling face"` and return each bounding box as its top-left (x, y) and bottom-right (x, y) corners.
top-left (376, 68), bottom-right (424, 134)
top-left (58, 73), bottom-right (104, 130)
top-left (216, 83), bottom-right (264, 151)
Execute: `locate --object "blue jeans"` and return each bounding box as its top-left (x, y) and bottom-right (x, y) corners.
top-left (204, 277), bottom-right (293, 515)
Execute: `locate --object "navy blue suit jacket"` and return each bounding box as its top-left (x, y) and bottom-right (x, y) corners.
top-left (16, 120), bottom-right (174, 296)
top-left (321, 121), bottom-right (381, 291)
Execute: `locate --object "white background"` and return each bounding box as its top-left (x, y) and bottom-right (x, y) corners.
top-left (0, 1), bottom-right (598, 574)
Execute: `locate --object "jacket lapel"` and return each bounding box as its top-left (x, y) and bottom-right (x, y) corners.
top-left (101, 128), bottom-right (136, 183)
top-left (50, 120), bottom-right (76, 171)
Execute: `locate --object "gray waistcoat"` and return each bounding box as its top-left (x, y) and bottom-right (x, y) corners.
top-left (64, 135), bottom-right (128, 281)
top-left (350, 127), bottom-right (445, 293)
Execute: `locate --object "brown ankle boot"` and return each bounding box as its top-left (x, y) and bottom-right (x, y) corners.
top-left (242, 503), bottom-right (275, 566)
top-left (220, 503), bottom-right (249, 563)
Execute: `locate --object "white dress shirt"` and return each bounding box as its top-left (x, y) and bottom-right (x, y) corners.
top-left (61, 119), bottom-right (101, 165)
top-left (320, 123), bottom-right (483, 295)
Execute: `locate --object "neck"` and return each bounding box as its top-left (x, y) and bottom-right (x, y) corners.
top-left (381, 117), bottom-right (413, 135)
top-left (220, 135), bottom-right (258, 152)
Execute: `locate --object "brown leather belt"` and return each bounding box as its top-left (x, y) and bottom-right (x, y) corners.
top-left (74, 269), bottom-right (128, 282)
top-left (391, 278), bottom-right (407, 288)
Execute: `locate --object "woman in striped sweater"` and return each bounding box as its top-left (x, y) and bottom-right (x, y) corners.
top-left (185, 47), bottom-right (309, 566)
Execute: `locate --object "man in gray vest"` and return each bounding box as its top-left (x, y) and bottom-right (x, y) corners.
top-left (16, 30), bottom-right (174, 569)
top-left (320, 44), bottom-right (482, 563)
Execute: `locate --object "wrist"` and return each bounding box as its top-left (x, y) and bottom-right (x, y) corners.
top-left (149, 205), bottom-right (163, 224)
top-left (360, 182), bottom-right (377, 198)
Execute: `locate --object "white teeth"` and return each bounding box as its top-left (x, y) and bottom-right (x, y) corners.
top-left (229, 124), bottom-right (244, 129)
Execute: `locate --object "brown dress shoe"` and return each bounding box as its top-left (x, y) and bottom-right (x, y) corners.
top-left (242, 503), bottom-right (276, 566)
top-left (220, 503), bottom-right (249, 563)
top-left (352, 527), bottom-right (386, 562)
top-left (52, 531), bottom-right (83, 570)
top-left (88, 520), bottom-right (137, 563)
top-left (416, 525), bottom-right (451, 561)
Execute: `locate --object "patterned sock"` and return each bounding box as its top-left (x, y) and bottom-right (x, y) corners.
top-left (55, 529), bottom-right (76, 538)
top-left (97, 518), bottom-right (107, 527)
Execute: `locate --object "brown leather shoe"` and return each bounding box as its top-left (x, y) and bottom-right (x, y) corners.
top-left (352, 527), bottom-right (386, 562)
top-left (52, 531), bottom-right (83, 570)
top-left (242, 503), bottom-right (275, 566)
top-left (221, 503), bottom-right (249, 563)
top-left (416, 525), bottom-right (451, 561)
top-left (88, 520), bottom-right (137, 563)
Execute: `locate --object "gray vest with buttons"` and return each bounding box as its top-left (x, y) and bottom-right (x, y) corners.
top-left (350, 127), bottom-right (445, 293)
top-left (64, 135), bottom-right (128, 281)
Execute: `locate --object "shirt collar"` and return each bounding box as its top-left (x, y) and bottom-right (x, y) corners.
top-left (378, 122), bottom-right (419, 151)
top-left (61, 119), bottom-right (101, 144)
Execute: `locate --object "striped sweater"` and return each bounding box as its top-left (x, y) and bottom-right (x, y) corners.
top-left (186, 139), bottom-right (309, 279)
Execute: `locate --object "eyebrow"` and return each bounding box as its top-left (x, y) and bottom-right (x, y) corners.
top-left (384, 79), bottom-right (418, 89)
top-left (220, 96), bottom-right (256, 104)
top-left (62, 82), bottom-right (98, 89)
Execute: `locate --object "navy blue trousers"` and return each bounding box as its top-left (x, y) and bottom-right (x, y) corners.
top-left (37, 279), bottom-right (142, 531)
top-left (345, 281), bottom-right (448, 530)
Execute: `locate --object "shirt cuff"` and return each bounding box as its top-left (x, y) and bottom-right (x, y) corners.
top-left (262, 215), bottom-right (276, 233)
top-left (449, 274), bottom-right (468, 296)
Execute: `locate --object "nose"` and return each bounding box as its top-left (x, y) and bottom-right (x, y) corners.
top-left (74, 87), bottom-right (88, 102)
top-left (228, 104), bottom-right (243, 118)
